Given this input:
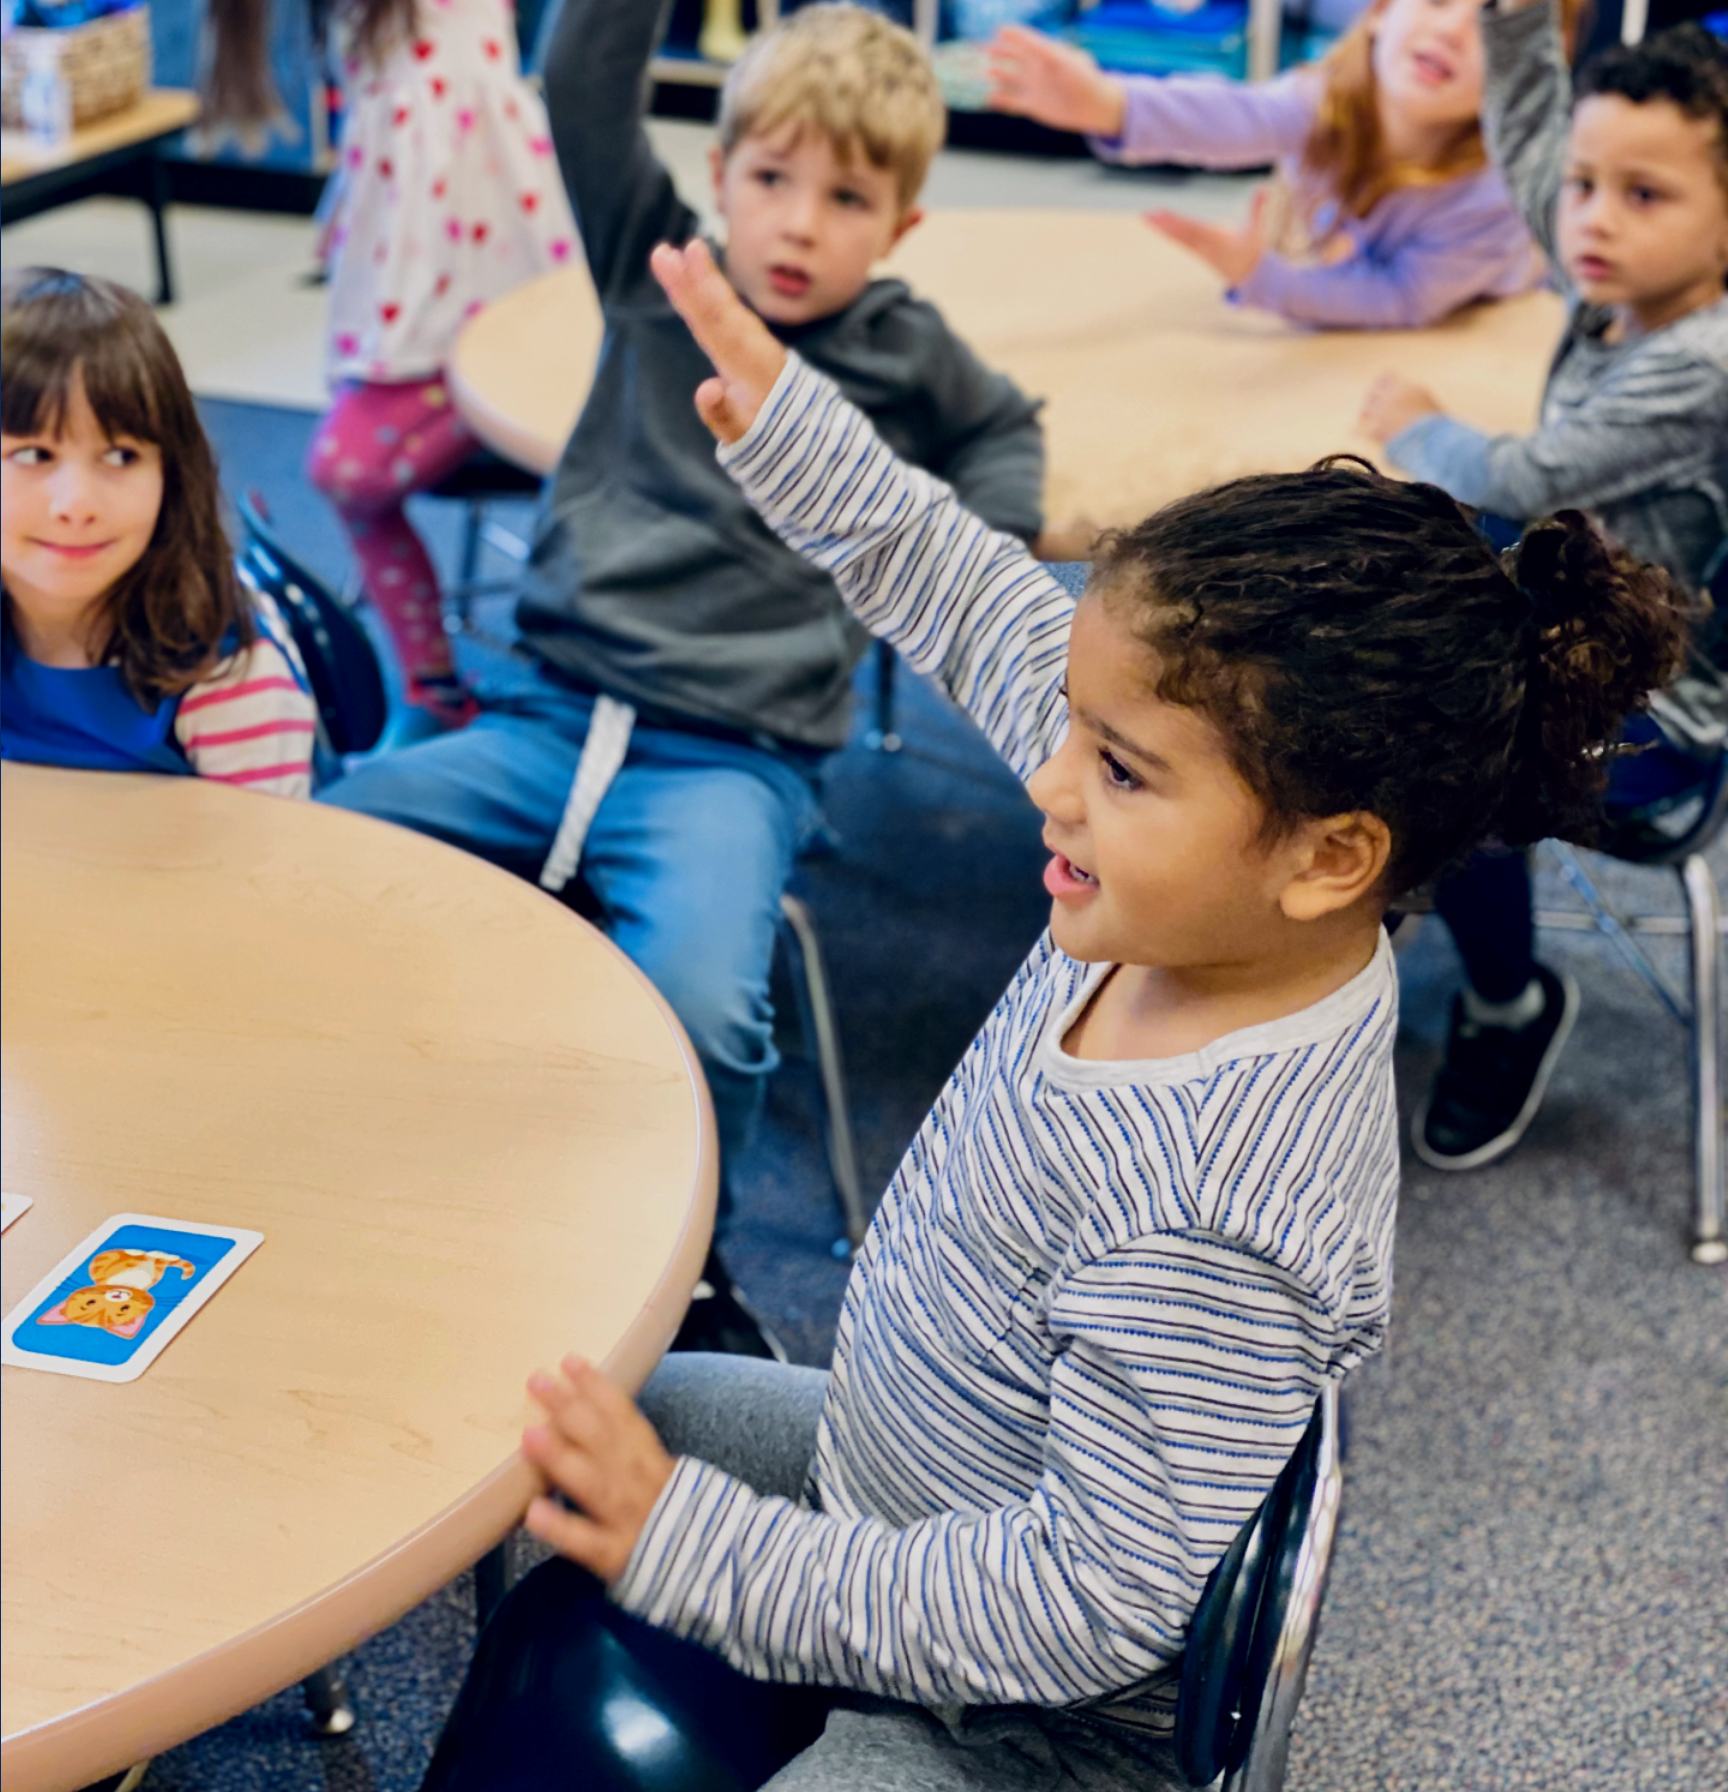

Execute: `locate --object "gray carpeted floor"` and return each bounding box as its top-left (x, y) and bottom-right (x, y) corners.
top-left (131, 399), bottom-right (1727, 1792)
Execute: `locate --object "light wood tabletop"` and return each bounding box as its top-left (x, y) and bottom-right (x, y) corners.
top-left (0, 89), bottom-right (199, 185)
top-left (449, 207), bottom-right (1566, 531)
top-left (0, 764), bottom-right (716, 1792)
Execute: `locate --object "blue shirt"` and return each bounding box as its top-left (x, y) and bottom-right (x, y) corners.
top-left (0, 634), bottom-right (191, 776)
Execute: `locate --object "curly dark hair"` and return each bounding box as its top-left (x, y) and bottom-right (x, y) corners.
top-left (1577, 21), bottom-right (1728, 199)
top-left (1091, 460), bottom-right (1690, 897)
top-left (1, 268), bottom-right (253, 704)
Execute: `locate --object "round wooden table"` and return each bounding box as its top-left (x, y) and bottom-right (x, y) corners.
top-left (448, 206), bottom-right (1567, 528)
top-left (0, 764), bottom-right (716, 1792)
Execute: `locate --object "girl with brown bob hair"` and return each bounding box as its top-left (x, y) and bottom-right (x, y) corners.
top-left (987, 0), bottom-right (1583, 329)
top-left (1, 269), bottom-right (316, 797)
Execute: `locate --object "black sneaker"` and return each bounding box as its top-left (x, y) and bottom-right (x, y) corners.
top-left (1412, 965), bottom-right (1580, 1171)
top-left (670, 1257), bottom-right (787, 1362)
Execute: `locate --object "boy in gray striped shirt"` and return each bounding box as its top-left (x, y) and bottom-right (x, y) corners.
top-left (419, 250), bottom-right (1686, 1792)
top-left (1361, 8), bottom-right (1728, 1175)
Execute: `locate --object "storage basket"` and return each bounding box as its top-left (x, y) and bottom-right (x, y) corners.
top-left (1, 5), bottom-right (152, 133)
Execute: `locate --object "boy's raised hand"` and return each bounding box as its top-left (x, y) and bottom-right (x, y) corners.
top-left (651, 240), bottom-right (788, 445)
top-left (521, 1355), bottom-right (675, 1584)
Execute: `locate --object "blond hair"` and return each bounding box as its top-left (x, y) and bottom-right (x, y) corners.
top-left (1300, 0), bottom-right (1586, 222)
top-left (717, 4), bottom-right (946, 212)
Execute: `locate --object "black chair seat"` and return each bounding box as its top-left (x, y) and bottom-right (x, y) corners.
top-left (426, 452), bottom-right (545, 503)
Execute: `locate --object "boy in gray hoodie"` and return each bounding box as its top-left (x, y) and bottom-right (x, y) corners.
top-left (1360, 5), bottom-right (1728, 1174)
top-left (324, 0), bottom-right (1045, 1352)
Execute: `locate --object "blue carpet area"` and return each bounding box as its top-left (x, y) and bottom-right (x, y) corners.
top-left (136, 397), bottom-right (1728, 1792)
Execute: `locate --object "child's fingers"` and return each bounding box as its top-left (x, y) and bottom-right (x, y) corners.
top-left (521, 1423), bottom-right (616, 1513)
top-left (1145, 211), bottom-right (1207, 251)
top-left (652, 240), bottom-right (771, 377)
top-left (523, 1495), bottom-right (613, 1573)
top-left (526, 1364), bottom-right (616, 1450)
top-left (694, 378), bottom-right (746, 445)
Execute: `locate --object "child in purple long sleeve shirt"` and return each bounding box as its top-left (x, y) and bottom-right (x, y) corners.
top-left (987, 0), bottom-right (1581, 329)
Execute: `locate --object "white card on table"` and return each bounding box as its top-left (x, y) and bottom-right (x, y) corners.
top-left (1, 1192), bottom-right (32, 1232)
top-left (1, 1214), bottom-right (263, 1382)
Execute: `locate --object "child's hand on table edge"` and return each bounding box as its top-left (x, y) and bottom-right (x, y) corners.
top-left (1357, 373), bottom-right (1444, 445)
top-left (1147, 188), bottom-right (1270, 292)
top-left (521, 1355), bottom-right (675, 1585)
top-left (651, 239), bottom-right (788, 446)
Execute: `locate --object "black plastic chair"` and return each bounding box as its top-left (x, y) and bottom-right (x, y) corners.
top-left (1174, 1383), bottom-right (1344, 1792)
top-left (411, 1391), bottom-right (1344, 1792)
top-left (234, 491), bottom-right (389, 761)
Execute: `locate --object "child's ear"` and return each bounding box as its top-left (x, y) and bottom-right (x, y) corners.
top-left (886, 206), bottom-right (925, 255)
top-left (1277, 812), bottom-right (1392, 923)
top-left (709, 143), bottom-right (729, 217)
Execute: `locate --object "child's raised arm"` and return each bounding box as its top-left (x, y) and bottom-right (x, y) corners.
top-left (653, 242), bottom-right (1074, 783)
top-left (1480, 0), bottom-right (1572, 270)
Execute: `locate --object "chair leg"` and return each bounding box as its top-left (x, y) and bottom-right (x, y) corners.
top-left (864, 640), bottom-right (902, 753)
top-left (449, 500), bottom-right (485, 632)
top-left (475, 1539), bottom-right (512, 1631)
top-left (301, 1664), bottom-right (357, 1737)
top-left (779, 895), bottom-right (870, 1252)
top-left (1682, 855), bottom-right (1727, 1264)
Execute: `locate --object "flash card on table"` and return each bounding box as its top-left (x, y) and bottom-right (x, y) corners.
top-left (1, 1192), bottom-right (32, 1232)
top-left (1, 1214), bottom-right (263, 1382)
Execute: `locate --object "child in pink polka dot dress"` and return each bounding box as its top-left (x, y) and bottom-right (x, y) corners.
top-left (308, 0), bottom-right (575, 726)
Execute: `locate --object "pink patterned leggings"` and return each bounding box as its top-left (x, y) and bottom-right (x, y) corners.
top-left (308, 376), bottom-right (477, 706)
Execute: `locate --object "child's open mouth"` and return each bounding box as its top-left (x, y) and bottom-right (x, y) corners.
top-left (1409, 49), bottom-right (1454, 86)
top-left (767, 265), bottom-right (813, 299)
top-left (1043, 853), bottom-right (1099, 900)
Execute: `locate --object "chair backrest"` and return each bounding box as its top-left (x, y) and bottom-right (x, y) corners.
top-left (234, 492), bottom-right (388, 759)
top-left (1614, 748), bottom-right (1728, 867)
top-left (1175, 1383), bottom-right (1344, 1792)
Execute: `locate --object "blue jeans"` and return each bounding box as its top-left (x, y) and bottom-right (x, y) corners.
top-left (319, 658), bottom-right (824, 1212)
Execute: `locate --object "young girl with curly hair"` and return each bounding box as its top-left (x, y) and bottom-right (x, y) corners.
top-left (411, 242), bottom-right (1688, 1792)
top-left (1, 269), bottom-right (315, 798)
top-left (986, 0), bottom-right (1580, 329)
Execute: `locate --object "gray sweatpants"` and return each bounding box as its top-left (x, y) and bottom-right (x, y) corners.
top-left (637, 1354), bottom-right (1184, 1792)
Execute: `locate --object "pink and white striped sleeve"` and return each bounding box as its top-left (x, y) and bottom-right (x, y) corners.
top-left (174, 623), bottom-right (317, 800)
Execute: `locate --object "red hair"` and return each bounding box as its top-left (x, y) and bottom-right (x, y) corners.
top-left (1299, 0), bottom-right (1586, 222)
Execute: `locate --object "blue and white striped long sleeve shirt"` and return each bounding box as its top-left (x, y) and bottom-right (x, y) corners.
top-left (610, 356), bottom-right (1401, 1730)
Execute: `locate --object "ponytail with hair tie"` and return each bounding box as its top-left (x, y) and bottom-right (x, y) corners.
top-left (1495, 513), bottom-right (1691, 850)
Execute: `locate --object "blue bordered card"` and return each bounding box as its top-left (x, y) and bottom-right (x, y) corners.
top-left (2, 1214), bottom-right (263, 1383)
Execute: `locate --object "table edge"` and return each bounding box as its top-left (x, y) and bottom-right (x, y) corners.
top-left (0, 90), bottom-right (199, 189)
top-left (446, 311), bottom-right (565, 479)
top-left (0, 797), bottom-right (720, 1792)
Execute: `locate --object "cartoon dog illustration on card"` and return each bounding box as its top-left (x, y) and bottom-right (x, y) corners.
top-left (35, 1248), bottom-right (196, 1339)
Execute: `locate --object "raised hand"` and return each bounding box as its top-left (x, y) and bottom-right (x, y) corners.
top-left (650, 239), bottom-right (788, 444)
top-left (521, 1355), bottom-right (676, 1584)
top-left (984, 26), bottom-right (1126, 138)
top-left (1357, 373), bottom-right (1444, 445)
top-left (1146, 187), bottom-right (1271, 291)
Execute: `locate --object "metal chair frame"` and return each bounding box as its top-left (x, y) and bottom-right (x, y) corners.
top-left (421, 455), bottom-right (541, 635)
top-left (1528, 755), bottom-right (1728, 1266)
top-left (778, 894), bottom-right (870, 1254)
